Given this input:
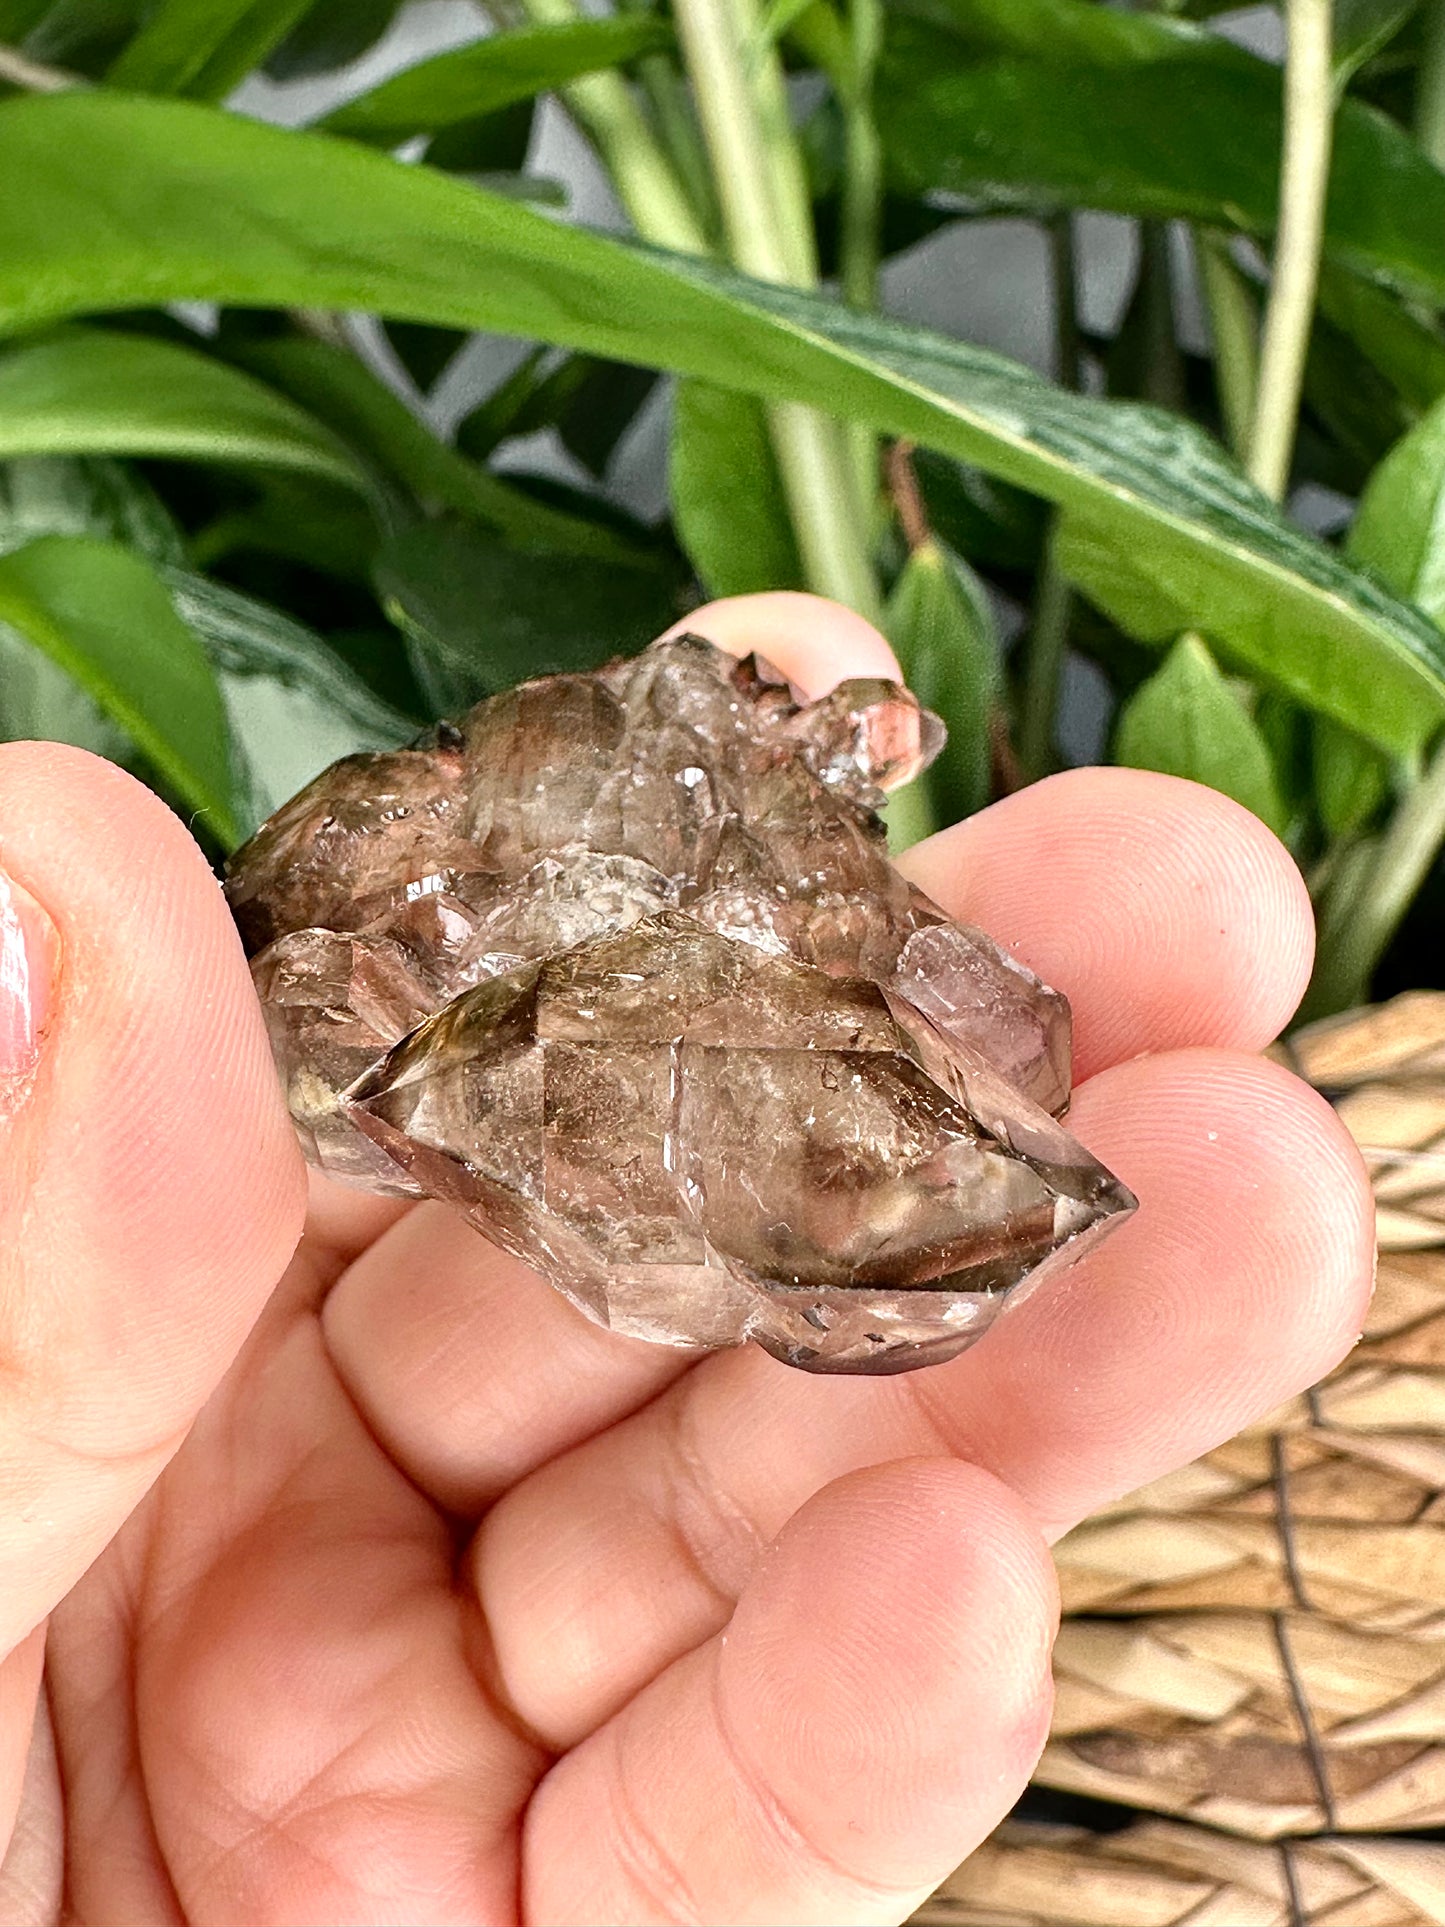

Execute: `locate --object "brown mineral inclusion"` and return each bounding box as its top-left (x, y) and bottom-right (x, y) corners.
top-left (227, 635), bottom-right (1135, 1372)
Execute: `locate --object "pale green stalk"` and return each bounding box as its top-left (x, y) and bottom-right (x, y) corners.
top-left (1416, 0), bottom-right (1445, 166)
top-left (671, 0), bottom-right (810, 283)
top-left (1017, 534), bottom-right (1073, 781)
top-left (0, 43), bottom-right (80, 88)
top-left (1018, 217), bottom-right (1079, 780)
top-left (1247, 0), bottom-right (1333, 500)
top-left (509, 0), bottom-right (708, 254)
top-left (1196, 228), bottom-right (1259, 460)
top-left (671, 0), bottom-right (881, 616)
top-left (884, 771), bottom-right (937, 854)
top-left (839, 0), bottom-right (883, 312)
top-left (839, 0), bottom-right (885, 518)
top-left (1308, 744), bottom-right (1445, 1017)
top-left (636, 53), bottom-right (720, 242)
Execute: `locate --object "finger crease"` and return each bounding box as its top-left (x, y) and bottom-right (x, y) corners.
top-left (706, 1650), bottom-right (913, 1908)
top-left (598, 1723), bottom-right (707, 1927)
top-left (456, 1592), bottom-right (558, 1765)
top-left (903, 1370), bottom-right (980, 1469)
top-left (659, 1393), bottom-right (764, 1612)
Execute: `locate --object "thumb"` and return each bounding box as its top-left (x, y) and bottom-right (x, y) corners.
top-left (0, 744), bottom-right (305, 1655)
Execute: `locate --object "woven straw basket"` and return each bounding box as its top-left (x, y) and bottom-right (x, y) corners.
top-left (912, 992), bottom-right (1445, 1927)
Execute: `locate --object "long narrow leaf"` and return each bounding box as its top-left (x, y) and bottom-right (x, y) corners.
top-left (0, 93), bottom-right (1442, 751)
top-left (0, 326), bottom-right (370, 489)
top-left (108, 0), bottom-right (313, 98)
top-left (878, 0), bottom-right (1445, 306)
top-left (320, 17), bottom-right (674, 144)
top-left (167, 571), bottom-right (410, 830)
top-left (0, 534), bottom-right (238, 841)
top-left (227, 333), bottom-right (653, 561)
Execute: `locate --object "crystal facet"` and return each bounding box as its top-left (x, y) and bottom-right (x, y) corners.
top-left (228, 634), bottom-right (1135, 1372)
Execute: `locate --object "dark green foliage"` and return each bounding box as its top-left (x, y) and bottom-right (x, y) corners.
top-left (1, 1), bottom-right (1445, 1009)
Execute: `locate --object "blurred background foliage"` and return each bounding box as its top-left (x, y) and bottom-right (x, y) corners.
top-left (2, 0), bottom-right (1445, 1016)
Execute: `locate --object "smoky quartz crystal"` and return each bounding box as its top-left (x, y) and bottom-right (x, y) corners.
top-left (227, 634), bottom-right (1134, 1372)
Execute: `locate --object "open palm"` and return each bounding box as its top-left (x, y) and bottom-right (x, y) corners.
top-left (0, 596), bottom-right (1373, 1927)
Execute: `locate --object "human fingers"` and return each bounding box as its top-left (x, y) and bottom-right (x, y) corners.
top-left (325, 774), bottom-right (1314, 1521)
top-left (474, 1050), bottom-right (1372, 1749)
top-left (0, 746), bottom-right (306, 1659)
top-left (524, 1458), bottom-right (1056, 1927)
top-left (899, 767), bottom-right (1315, 1078)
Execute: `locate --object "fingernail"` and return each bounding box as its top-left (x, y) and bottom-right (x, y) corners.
top-left (0, 870), bottom-right (56, 1077)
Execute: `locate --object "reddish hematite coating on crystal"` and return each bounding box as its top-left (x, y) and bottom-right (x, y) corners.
top-left (226, 634), bottom-right (1134, 1372)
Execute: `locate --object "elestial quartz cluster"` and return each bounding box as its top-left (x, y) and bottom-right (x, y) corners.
top-left (227, 634), bottom-right (1135, 1373)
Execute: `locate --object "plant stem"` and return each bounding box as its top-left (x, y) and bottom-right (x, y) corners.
top-left (0, 42), bottom-right (80, 89)
top-left (1134, 222), bottom-right (1186, 411)
top-left (509, 0), bottom-right (709, 254)
top-left (1018, 216), bottom-right (1079, 781)
top-left (1416, 0), bottom-right (1445, 166)
top-left (1049, 214), bottom-right (1083, 392)
top-left (636, 53), bottom-right (720, 243)
top-left (1308, 742), bottom-right (1445, 1016)
top-left (1196, 228), bottom-right (1259, 460)
top-left (886, 439), bottom-right (930, 552)
top-left (1247, 0), bottom-right (1333, 501)
top-left (840, 0), bottom-right (883, 313)
top-left (767, 402), bottom-right (878, 615)
top-left (839, 0), bottom-right (885, 551)
top-left (884, 771), bottom-right (938, 854)
top-left (1017, 538), bottom-right (1072, 781)
top-left (672, 0), bottom-right (880, 616)
top-left (671, 0), bottom-right (810, 284)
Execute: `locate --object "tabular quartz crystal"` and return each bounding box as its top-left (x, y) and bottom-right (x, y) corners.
top-left (227, 634), bottom-right (1135, 1373)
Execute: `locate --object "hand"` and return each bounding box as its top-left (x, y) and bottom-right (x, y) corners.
top-left (0, 593), bottom-right (1372, 1927)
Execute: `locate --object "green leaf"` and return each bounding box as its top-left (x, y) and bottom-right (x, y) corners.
top-left (374, 516), bottom-right (682, 713)
top-left (1114, 634), bottom-right (1289, 835)
top-left (1055, 498), bottom-right (1441, 759)
top-left (0, 454), bottom-right (184, 765)
top-left (0, 453), bottom-right (183, 564)
top-left (460, 348), bottom-right (656, 473)
top-left (1313, 713), bottom-right (1390, 838)
top-left (319, 18), bottom-right (673, 144)
top-left (1, 91), bottom-right (1443, 753)
top-left (108, 0), bottom-right (314, 98)
top-left (1350, 395), bottom-right (1445, 623)
top-left (0, 535), bottom-right (237, 841)
top-left (424, 99), bottom-right (536, 176)
top-left (671, 381), bottom-right (803, 597)
top-left (0, 619), bottom-right (133, 761)
top-left (227, 332), bottom-right (653, 562)
top-left (382, 319), bottom-right (469, 393)
top-left (911, 450), bottom-right (1047, 573)
top-left (22, 0), bottom-right (144, 73)
top-left (264, 0), bottom-right (402, 80)
top-left (1304, 309), bottom-right (1414, 481)
top-left (454, 347), bottom-right (552, 460)
top-left (884, 538), bottom-right (999, 826)
top-left (877, 0), bottom-right (1445, 306)
top-left (1317, 265), bottom-right (1445, 416)
top-left (552, 358), bottom-right (659, 480)
top-left (0, 326), bottom-right (369, 491)
top-left (0, 455), bottom-right (166, 757)
top-left (1333, 0), bottom-right (1419, 81)
top-left (756, 0), bottom-right (820, 54)
top-left (166, 571), bottom-right (409, 830)
top-left (0, 0), bottom-right (56, 38)
top-left (190, 474), bottom-right (377, 583)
